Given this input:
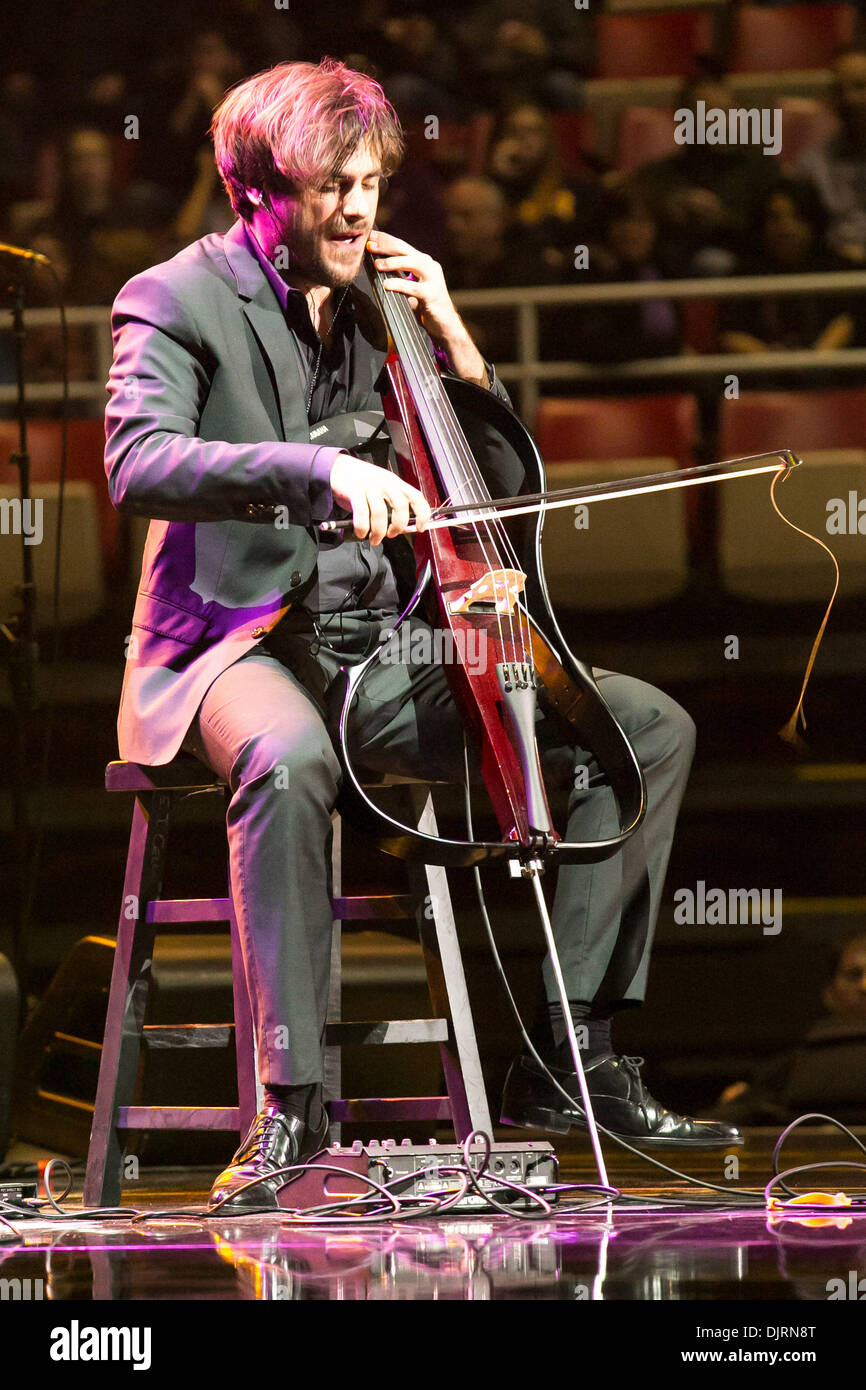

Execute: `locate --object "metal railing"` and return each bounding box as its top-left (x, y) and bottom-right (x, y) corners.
top-left (4, 270), bottom-right (866, 426)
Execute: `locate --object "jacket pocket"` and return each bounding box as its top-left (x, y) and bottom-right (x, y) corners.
top-left (134, 591), bottom-right (209, 645)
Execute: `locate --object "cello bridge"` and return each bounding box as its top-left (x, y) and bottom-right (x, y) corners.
top-left (448, 569), bottom-right (527, 616)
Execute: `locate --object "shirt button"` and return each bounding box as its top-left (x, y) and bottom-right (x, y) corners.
top-left (251, 625), bottom-right (266, 639)
top-left (290, 570), bottom-right (302, 587)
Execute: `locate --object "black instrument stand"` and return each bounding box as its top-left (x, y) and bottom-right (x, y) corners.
top-left (1, 265), bottom-right (40, 1014)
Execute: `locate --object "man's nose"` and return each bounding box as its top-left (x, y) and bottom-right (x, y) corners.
top-left (342, 185), bottom-right (373, 220)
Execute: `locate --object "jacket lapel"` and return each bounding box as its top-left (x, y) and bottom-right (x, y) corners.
top-left (222, 220), bottom-right (308, 441)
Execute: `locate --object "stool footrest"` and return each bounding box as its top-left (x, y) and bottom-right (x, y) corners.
top-left (117, 1106), bottom-right (240, 1131)
top-left (325, 1019), bottom-right (448, 1046)
top-left (147, 898), bottom-right (234, 924)
top-left (143, 1024), bottom-right (234, 1049)
top-left (327, 1097), bottom-right (452, 1123)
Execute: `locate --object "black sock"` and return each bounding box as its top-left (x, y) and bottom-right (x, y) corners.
top-left (547, 1001), bottom-right (613, 1064)
top-left (263, 1082), bottom-right (324, 1129)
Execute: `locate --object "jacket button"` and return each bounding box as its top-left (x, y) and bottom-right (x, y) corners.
top-left (290, 570), bottom-right (302, 587)
top-left (251, 625), bottom-right (266, 639)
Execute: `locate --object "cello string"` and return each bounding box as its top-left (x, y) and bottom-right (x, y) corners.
top-left (376, 262), bottom-right (533, 667)
top-left (389, 301), bottom-right (542, 664)
top-left (389, 288), bottom-right (534, 664)
top-left (376, 266), bottom-right (520, 664)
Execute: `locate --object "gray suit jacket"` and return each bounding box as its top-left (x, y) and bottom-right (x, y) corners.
top-left (105, 218), bottom-right (509, 765)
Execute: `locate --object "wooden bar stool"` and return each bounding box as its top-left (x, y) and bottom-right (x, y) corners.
top-left (84, 758), bottom-right (490, 1207)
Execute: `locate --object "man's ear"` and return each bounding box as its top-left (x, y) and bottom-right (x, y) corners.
top-left (247, 189), bottom-right (263, 207)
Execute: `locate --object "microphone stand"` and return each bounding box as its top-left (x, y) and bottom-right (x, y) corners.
top-left (0, 260), bottom-right (40, 1015)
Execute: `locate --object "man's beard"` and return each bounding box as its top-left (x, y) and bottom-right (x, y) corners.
top-left (289, 227), bottom-right (361, 289)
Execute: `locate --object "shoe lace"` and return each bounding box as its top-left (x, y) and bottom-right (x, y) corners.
top-left (235, 1109), bottom-right (285, 1164)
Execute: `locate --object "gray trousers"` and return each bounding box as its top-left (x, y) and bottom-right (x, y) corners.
top-left (182, 615), bottom-right (695, 1086)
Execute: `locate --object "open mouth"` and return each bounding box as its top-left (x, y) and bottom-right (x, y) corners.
top-left (330, 232), bottom-right (364, 247)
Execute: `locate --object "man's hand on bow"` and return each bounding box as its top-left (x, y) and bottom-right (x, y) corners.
top-left (329, 453), bottom-right (432, 545)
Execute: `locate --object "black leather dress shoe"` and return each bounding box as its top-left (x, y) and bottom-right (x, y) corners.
top-left (501, 1052), bottom-right (743, 1149)
top-left (207, 1104), bottom-right (330, 1212)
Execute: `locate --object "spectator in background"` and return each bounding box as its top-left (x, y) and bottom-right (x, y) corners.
top-left (376, 12), bottom-right (473, 123)
top-left (487, 102), bottom-right (603, 278)
top-left (454, 1), bottom-right (595, 111)
top-left (712, 932), bottom-right (866, 1127)
top-left (150, 28), bottom-right (245, 194)
top-left (555, 192), bottom-right (683, 364)
top-left (438, 175), bottom-right (557, 363)
top-left (798, 48), bottom-right (866, 264)
top-left (625, 73), bottom-right (779, 276)
top-left (717, 179), bottom-right (857, 355)
top-left (376, 141), bottom-right (448, 262)
top-left (0, 70), bottom-right (50, 211)
top-left (8, 127), bottom-right (167, 303)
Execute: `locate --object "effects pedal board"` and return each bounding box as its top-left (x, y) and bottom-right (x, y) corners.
top-left (279, 1139), bottom-right (559, 1213)
top-left (0, 1181), bottom-right (39, 1203)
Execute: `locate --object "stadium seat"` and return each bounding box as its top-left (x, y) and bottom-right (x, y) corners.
top-left (535, 393), bottom-right (699, 469)
top-left (551, 111), bottom-right (600, 176)
top-left (718, 389), bottom-right (866, 600)
top-left (717, 448), bottom-right (866, 601)
top-left (0, 419), bottom-right (122, 581)
top-left (0, 480), bottom-right (106, 626)
top-left (718, 387), bottom-right (866, 459)
top-left (728, 4), bottom-right (857, 75)
top-left (595, 13), bottom-right (715, 80)
top-left (541, 457), bottom-right (690, 610)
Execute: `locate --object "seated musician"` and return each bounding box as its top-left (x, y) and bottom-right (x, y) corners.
top-left (104, 59), bottom-right (740, 1211)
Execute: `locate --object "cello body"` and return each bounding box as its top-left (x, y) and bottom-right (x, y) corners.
top-left (328, 360), bottom-right (647, 869)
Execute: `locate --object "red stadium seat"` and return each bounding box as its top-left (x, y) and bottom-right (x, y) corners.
top-left (551, 111), bottom-right (600, 176)
top-left (717, 389), bottom-right (866, 601)
top-left (614, 107), bottom-right (679, 177)
top-left (595, 13), bottom-right (715, 80)
top-left (728, 4), bottom-right (857, 75)
top-left (718, 387), bottom-right (866, 458)
top-left (535, 393), bottom-right (699, 469)
top-left (0, 419), bottom-right (121, 579)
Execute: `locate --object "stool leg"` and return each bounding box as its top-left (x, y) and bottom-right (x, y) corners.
top-left (323, 812), bottom-right (342, 1143)
top-left (229, 898), bottom-right (261, 1135)
top-left (406, 786), bottom-right (493, 1140)
top-left (84, 790), bottom-right (172, 1207)
top-left (224, 786), bottom-right (261, 1135)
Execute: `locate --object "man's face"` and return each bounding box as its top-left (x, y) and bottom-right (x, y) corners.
top-left (264, 139), bottom-right (382, 290)
top-left (445, 180), bottom-right (506, 257)
top-left (824, 936), bottom-right (866, 1018)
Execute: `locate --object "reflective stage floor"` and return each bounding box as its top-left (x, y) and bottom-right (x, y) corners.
top-left (2, 1127), bottom-right (865, 1303)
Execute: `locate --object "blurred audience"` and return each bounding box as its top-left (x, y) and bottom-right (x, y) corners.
top-left (797, 48), bottom-right (866, 264)
top-left (561, 192), bottom-right (684, 364)
top-left (454, 1), bottom-right (595, 111)
top-left (439, 175), bottom-right (557, 362)
top-left (712, 931), bottom-right (866, 1127)
top-left (1, 1), bottom-right (865, 380)
top-left (717, 179), bottom-right (858, 354)
top-left (625, 73), bottom-right (780, 276)
top-left (487, 102), bottom-right (603, 278)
